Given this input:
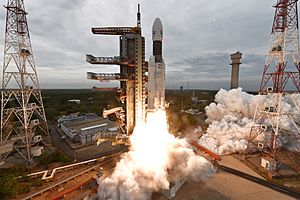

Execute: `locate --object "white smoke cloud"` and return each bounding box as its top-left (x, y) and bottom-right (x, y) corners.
top-left (96, 88), bottom-right (300, 199)
top-left (198, 88), bottom-right (300, 155)
top-left (199, 115), bottom-right (254, 155)
top-left (98, 110), bottom-right (215, 200)
top-left (205, 88), bottom-right (257, 123)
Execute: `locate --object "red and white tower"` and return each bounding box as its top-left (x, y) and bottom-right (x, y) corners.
top-left (260, 0), bottom-right (300, 93)
top-left (248, 0), bottom-right (300, 165)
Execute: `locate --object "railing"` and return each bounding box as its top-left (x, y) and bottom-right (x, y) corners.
top-left (87, 72), bottom-right (127, 81)
top-left (91, 27), bottom-right (140, 35)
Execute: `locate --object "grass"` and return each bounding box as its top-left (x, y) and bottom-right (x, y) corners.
top-left (38, 151), bottom-right (72, 167)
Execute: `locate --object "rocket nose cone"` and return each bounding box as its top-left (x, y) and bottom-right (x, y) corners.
top-left (153, 18), bottom-right (162, 27)
top-left (152, 18), bottom-right (163, 41)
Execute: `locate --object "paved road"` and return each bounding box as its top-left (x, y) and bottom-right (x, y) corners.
top-left (219, 165), bottom-right (300, 199)
top-left (49, 124), bottom-right (77, 160)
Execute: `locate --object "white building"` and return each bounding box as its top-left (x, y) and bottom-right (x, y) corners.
top-left (59, 115), bottom-right (116, 145)
top-left (58, 113), bottom-right (98, 124)
top-left (79, 123), bottom-right (108, 144)
top-left (60, 124), bottom-right (78, 139)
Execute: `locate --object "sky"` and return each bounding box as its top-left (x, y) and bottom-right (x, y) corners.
top-left (0, 0), bottom-right (277, 90)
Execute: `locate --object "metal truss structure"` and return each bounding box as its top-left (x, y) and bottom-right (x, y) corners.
top-left (247, 1), bottom-right (300, 167)
top-left (0, 0), bottom-right (50, 164)
top-left (86, 5), bottom-right (147, 135)
top-left (247, 92), bottom-right (300, 159)
top-left (260, 0), bottom-right (300, 93)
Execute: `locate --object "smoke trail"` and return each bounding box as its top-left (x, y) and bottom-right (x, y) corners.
top-left (198, 88), bottom-right (300, 155)
top-left (98, 110), bottom-right (215, 200)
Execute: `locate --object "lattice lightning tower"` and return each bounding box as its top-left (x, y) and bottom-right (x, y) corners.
top-left (260, 0), bottom-right (300, 92)
top-left (0, 0), bottom-right (50, 164)
top-left (247, 0), bottom-right (300, 165)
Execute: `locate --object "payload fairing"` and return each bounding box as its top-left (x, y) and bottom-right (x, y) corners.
top-left (148, 18), bottom-right (166, 110)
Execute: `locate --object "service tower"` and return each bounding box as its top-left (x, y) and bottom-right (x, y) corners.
top-left (86, 5), bottom-right (147, 135)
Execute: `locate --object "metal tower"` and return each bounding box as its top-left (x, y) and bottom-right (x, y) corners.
top-left (86, 5), bottom-right (147, 135)
top-left (260, 0), bottom-right (300, 93)
top-left (0, 0), bottom-right (50, 164)
top-left (247, 0), bottom-right (300, 166)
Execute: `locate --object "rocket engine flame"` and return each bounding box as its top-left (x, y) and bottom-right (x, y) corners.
top-left (98, 110), bottom-right (215, 200)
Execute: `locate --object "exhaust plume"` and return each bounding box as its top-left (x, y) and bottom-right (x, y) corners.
top-left (98, 110), bottom-right (215, 200)
top-left (198, 88), bottom-right (300, 155)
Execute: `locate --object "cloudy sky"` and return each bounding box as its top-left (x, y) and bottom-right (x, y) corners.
top-left (0, 0), bottom-right (276, 90)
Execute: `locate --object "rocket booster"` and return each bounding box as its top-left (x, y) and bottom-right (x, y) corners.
top-left (148, 18), bottom-right (165, 110)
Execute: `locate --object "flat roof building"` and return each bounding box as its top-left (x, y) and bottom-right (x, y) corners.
top-left (59, 114), bottom-right (118, 145)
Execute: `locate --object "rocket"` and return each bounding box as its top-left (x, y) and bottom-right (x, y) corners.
top-left (148, 18), bottom-right (166, 110)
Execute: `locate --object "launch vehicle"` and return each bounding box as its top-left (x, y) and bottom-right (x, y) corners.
top-left (148, 18), bottom-right (166, 111)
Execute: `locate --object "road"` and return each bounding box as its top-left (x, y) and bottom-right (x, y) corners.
top-left (219, 165), bottom-right (300, 199)
top-left (49, 124), bottom-right (78, 160)
top-left (205, 155), bottom-right (298, 200)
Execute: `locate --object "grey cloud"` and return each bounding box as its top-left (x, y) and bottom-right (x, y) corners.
top-left (0, 0), bottom-right (281, 90)
top-left (167, 53), bottom-right (265, 91)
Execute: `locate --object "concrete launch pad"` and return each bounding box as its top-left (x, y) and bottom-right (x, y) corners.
top-left (153, 155), bottom-right (296, 200)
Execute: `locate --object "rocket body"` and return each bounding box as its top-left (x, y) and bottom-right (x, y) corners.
top-left (148, 18), bottom-right (165, 110)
